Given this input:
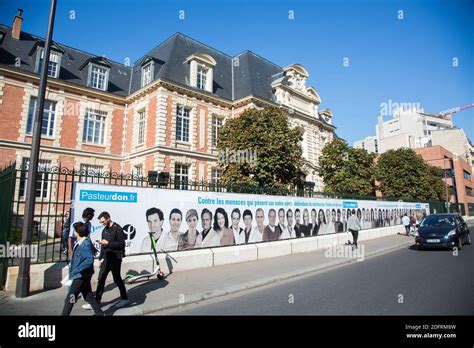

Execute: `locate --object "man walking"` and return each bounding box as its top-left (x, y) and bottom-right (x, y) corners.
top-left (83, 211), bottom-right (129, 310)
top-left (347, 209), bottom-right (362, 250)
top-left (402, 213), bottom-right (411, 236)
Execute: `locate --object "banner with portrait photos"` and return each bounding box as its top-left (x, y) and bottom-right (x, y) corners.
top-left (71, 183), bottom-right (430, 255)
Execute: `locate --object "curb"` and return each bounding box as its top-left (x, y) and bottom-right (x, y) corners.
top-left (132, 237), bottom-right (414, 315)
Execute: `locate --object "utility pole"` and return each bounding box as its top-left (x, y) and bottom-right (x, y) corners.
top-left (16, 0), bottom-right (57, 298)
top-left (444, 158), bottom-right (450, 213)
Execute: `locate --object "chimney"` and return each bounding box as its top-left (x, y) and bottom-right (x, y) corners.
top-left (12, 9), bottom-right (23, 40)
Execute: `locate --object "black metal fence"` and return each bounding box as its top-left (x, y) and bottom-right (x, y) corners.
top-left (0, 163), bottom-right (16, 287)
top-left (0, 162), bottom-right (454, 271)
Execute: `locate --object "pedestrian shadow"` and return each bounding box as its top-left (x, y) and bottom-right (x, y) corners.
top-left (100, 275), bottom-right (169, 315)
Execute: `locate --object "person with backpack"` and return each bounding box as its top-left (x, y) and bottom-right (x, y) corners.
top-left (83, 211), bottom-right (129, 310)
top-left (61, 222), bottom-right (103, 316)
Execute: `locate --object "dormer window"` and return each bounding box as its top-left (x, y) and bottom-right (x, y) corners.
top-left (197, 65), bottom-right (208, 90)
top-left (35, 48), bottom-right (61, 78)
top-left (185, 53), bottom-right (216, 93)
top-left (88, 64), bottom-right (109, 91)
top-left (79, 56), bottom-right (112, 92)
top-left (141, 62), bottom-right (154, 88)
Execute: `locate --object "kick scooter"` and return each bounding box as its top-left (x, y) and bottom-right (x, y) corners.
top-left (125, 232), bottom-right (165, 284)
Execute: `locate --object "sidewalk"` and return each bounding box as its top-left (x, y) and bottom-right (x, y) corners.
top-left (0, 234), bottom-right (415, 316)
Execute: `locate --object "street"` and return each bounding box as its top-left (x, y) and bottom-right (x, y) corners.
top-left (158, 222), bottom-right (474, 315)
top-left (1, 223), bottom-right (472, 316)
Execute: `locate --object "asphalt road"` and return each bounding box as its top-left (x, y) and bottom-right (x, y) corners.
top-left (164, 222), bottom-right (474, 315)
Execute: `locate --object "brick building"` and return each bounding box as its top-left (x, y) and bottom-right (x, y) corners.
top-left (0, 10), bottom-right (336, 195)
top-left (416, 146), bottom-right (474, 216)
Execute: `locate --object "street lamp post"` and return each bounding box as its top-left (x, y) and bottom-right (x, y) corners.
top-left (444, 158), bottom-right (450, 213)
top-left (15, 0), bottom-right (57, 298)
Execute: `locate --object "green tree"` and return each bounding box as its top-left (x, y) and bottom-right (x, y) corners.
top-left (216, 106), bottom-right (306, 188)
top-left (375, 148), bottom-right (445, 201)
top-left (317, 138), bottom-right (376, 195)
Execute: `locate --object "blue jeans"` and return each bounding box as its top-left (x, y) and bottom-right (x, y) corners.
top-left (61, 230), bottom-right (69, 250)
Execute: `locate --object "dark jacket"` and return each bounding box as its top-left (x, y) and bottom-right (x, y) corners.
top-left (99, 222), bottom-right (125, 260)
top-left (62, 215), bottom-right (71, 232)
top-left (69, 238), bottom-right (95, 280)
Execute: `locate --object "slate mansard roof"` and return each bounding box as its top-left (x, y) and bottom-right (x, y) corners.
top-left (0, 24), bottom-right (326, 120)
top-left (0, 25), bottom-right (131, 96)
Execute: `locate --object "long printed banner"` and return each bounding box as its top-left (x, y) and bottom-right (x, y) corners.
top-left (71, 183), bottom-right (430, 254)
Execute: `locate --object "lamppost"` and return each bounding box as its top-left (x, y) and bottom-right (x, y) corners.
top-left (443, 157), bottom-right (452, 213)
top-left (16, 0), bottom-right (57, 298)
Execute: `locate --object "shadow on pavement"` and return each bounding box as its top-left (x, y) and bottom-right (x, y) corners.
top-left (102, 276), bottom-right (169, 315)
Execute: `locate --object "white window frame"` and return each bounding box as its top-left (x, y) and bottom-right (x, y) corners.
top-left (141, 62), bottom-right (154, 88)
top-left (48, 51), bottom-right (60, 78)
top-left (137, 109), bottom-right (146, 145)
top-left (176, 106), bottom-right (190, 142)
top-left (82, 109), bottom-right (107, 145)
top-left (174, 164), bottom-right (189, 190)
top-left (20, 158), bottom-right (51, 199)
top-left (212, 115), bottom-right (223, 147)
top-left (211, 168), bottom-right (223, 191)
top-left (197, 65), bottom-right (208, 90)
top-left (88, 64), bottom-right (109, 91)
top-left (26, 96), bottom-right (56, 138)
top-left (35, 48), bottom-right (61, 78)
top-left (79, 164), bottom-right (103, 183)
top-left (133, 164), bottom-right (143, 177)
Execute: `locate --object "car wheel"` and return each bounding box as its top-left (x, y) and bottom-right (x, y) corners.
top-left (457, 235), bottom-right (463, 250)
top-left (466, 233), bottom-right (471, 246)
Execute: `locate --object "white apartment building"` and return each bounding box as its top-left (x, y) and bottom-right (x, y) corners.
top-left (375, 107), bottom-right (453, 154)
top-left (353, 136), bottom-right (378, 154)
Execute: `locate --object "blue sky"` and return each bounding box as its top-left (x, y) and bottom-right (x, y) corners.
top-left (0, 0), bottom-right (472, 144)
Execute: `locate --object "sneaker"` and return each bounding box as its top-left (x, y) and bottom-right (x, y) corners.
top-left (115, 299), bottom-right (130, 309)
top-left (82, 304), bottom-right (92, 310)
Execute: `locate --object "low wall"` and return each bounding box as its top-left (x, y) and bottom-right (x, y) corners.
top-left (5, 225), bottom-right (405, 294)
